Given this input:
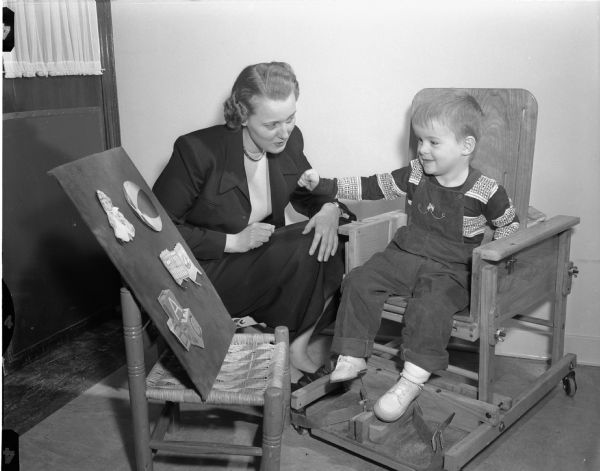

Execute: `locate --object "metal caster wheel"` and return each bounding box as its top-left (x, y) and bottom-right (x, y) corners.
top-left (562, 371), bottom-right (577, 397)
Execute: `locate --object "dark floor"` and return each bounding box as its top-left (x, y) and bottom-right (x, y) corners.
top-left (2, 316), bottom-right (125, 434)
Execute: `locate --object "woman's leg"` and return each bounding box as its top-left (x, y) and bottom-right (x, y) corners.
top-left (289, 296), bottom-right (332, 373)
top-left (201, 223), bottom-right (344, 372)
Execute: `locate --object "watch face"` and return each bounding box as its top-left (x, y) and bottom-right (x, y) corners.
top-left (123, 180), bottom-right (163, 232)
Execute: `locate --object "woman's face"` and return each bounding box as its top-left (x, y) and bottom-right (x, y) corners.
top-left (244, 93), bottom-right (296, 154)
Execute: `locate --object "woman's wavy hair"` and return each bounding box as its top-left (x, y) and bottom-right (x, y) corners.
top-left (224, 62), bottom-right (300, 130)
top-left (411, 90), bottom-right (484, 142)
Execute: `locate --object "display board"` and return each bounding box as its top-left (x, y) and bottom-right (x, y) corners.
top-left (50, 147), bottom-right (235, 399)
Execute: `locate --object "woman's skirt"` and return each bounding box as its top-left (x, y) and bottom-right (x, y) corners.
top-left (200, 222), bottom-right (344, 339)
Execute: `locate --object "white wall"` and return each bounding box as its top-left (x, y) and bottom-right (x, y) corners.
top-left (112, 0), bottom-right (600, 365)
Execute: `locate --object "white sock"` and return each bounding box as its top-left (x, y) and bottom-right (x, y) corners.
top-left (402, 361), bottom-right (431, 385)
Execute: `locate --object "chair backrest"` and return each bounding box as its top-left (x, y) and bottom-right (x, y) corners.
top-left (409, 89), bottom-right (538, 224)
top-left (50, 147), bottom-right (236, 400)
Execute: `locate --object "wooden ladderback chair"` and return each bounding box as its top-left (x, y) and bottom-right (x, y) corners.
top-left (50, 148), bottom-right (290, 471)
top-left (121, 287), bottom-right (289, 471)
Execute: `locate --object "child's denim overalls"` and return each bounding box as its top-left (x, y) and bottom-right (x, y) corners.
top-left (332, 168), bottom-right (482, 372)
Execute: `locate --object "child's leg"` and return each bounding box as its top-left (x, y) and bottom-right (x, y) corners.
top-left (330, 246), bottom-right (420, 381)
top-left (402, 260), bottom-right (470, 372)
top-left (374, 260), bottom-right (470, 421)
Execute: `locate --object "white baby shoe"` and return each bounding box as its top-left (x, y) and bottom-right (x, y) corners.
top-left (373, 375), bottom-right (423, 422)
top-left (330, 355), bottom-right (367, 383)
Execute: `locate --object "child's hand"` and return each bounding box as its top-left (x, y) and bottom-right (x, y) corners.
top-left (297, 169), bottom-right (320, 191)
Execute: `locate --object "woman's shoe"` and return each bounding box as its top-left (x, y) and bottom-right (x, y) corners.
top-left (373, 376), bottom-right (423, 422)
top-left (330, 355), bottom-right (367, 383)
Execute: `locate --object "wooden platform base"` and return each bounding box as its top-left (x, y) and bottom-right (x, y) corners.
top-left (291, 354), bottom-right (577, 471)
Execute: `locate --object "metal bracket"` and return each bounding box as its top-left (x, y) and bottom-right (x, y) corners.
top-left (494, 329), bottom-right (507, 342)
top-left (505, 256), bottom-right (517, 275)
top-left (565, 262), bottom-right (579, 295)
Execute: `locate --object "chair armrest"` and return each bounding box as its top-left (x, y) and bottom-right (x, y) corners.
top-left (474, 215), bottom-right (580, 262)
top-left (338, 210), bottom-right (407, 237)
top-left (339, 210), bottom-right (407, 272)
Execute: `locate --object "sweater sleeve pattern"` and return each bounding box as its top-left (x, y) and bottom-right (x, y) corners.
top-left (463, 174), bottom-right (520, 240)
top-left (333, 163), bottom-right (413, 201)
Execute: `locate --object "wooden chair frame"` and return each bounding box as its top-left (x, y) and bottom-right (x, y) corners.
top-left (122, 286), bottom-right (291, 471)
top-left (291, 89), bottom-right (580, 471)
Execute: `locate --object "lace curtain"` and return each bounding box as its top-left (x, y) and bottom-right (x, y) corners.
top-left (3, 0), bottom-right (102, 78)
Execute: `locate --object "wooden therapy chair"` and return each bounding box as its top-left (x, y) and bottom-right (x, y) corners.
top-left (51, 148), bottom-right (291, 471)
top-left (291, 89), bottom-right (580, 471)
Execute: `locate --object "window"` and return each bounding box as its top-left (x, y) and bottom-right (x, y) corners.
top-left (3, 0), bottom-right (102, 78)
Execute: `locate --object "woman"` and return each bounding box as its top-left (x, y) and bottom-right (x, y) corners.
top-left (153, 62), bottom-right (349, 380)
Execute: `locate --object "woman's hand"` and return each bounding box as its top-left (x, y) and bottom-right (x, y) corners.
top-left (302, 203), bottom-right (340, 261)
top-left (225, 222), bottom-right (275, 253)
top-left (297, 169), bottom-right (320, 191)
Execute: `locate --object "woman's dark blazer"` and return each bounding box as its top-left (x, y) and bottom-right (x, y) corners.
top-left (153, 124), bottom-right (338, 260)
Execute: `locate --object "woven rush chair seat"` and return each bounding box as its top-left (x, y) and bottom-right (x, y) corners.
top-left (146, 332), bottom-right (288, 406)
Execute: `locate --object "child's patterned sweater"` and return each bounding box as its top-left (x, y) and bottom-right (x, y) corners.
top-left (314, 159), bottom-right (519, 245)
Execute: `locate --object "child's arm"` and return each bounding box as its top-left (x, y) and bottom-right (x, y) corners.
top-left (485, 185), bottom-right (520, 239)
top-left (298, 165), bottom-right (412, 201)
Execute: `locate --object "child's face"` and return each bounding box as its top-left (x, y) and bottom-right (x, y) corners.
top-left (413, 121), bottom-right (471, 181)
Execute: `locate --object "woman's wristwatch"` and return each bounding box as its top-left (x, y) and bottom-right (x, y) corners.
top-left (326, 201), bottom-right (345, 217)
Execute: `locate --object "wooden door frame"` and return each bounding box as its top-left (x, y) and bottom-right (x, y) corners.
top-left (96, 0), bottom-right (121, 149)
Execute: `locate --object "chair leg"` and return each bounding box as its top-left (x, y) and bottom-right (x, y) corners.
top-left (168, 402), bottom-right (181, 433)
top-left (477, 267), bottom-right (497, 404)
top-left (550, 231), bottom-right (571, 364)
top-left (121, 287), bottom-right (153, 471)
top-left (275, 326), bottom-right (291, 427)
top-left (478, 341), bottom-right (495, 404)
top-left (153, 402), bottom-right (176, 440)
top-left (260, 386), bottom-right (284, 471)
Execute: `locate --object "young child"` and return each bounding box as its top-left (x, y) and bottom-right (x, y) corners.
top-left (297, 90), bottom-right (519, 422)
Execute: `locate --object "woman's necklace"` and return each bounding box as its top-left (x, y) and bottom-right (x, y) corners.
top-left (243, 128), bottom-right (266, 161)
top-left (243, 147), bottom-right (266, 161)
